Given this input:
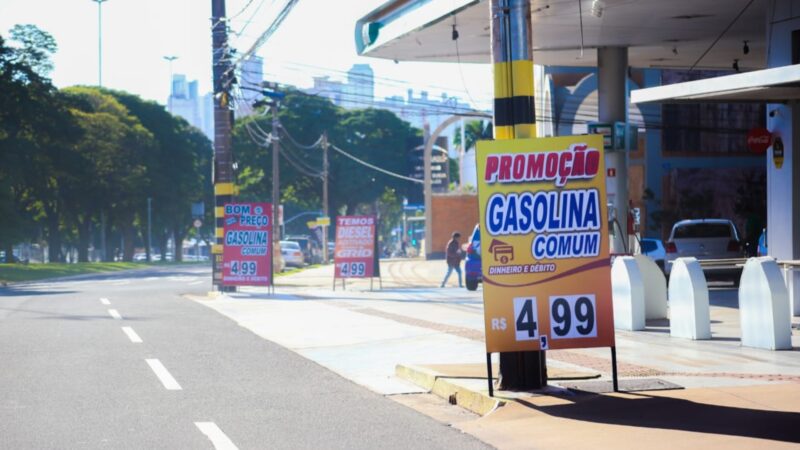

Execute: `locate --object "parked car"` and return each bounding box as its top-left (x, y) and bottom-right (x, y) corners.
top-left (280, 240), bottom-right (305, 268)
top-left (285, 235), bottom-right (322, 264)
top-left (640, 238), bottom-right (666, 271)
top-left (464, 224), bottom-right (482, 291)
top-left (664, 219), bottom-right (743, 282)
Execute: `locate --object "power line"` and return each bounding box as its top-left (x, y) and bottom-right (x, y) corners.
top-left (329, 144), bottom-right (423, 184)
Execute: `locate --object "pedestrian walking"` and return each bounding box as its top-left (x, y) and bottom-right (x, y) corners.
top-left (440, 232), bottom-right (463, 288)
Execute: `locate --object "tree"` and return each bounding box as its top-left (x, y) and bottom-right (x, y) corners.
top-left (110, 90), bottom-right (212, 262)
top-left (0, 27), bottom-right (81, 262)
top-left (61, 87), bottom-right (154, 261)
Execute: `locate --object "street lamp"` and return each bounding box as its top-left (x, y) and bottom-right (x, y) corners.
top-left (91, 0), bottom-right (108, 87)
top-left (163, 55), bottom-right (179, 113)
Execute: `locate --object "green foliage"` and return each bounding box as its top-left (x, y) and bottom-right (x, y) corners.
top-left (0, 25), bottom-right (212, 263)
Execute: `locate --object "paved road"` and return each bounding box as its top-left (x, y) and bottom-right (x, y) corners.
top-left (0, 265), bottom-right (488, 449)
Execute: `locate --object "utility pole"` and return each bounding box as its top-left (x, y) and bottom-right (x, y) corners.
top-left (147, 197), bottom-right (152, 262)
top-left (92, 0), bottom-right (108, 261)
top-left (322, 131), bottom-right (330, 264)
top-left (271, 100), bottom-right (281, 249)
top-left (211, 0), bottom-right (235, 289)
top-left (92, 0), bottom-right (108, 86)
top-left (490, 0), bottom-right (546, 390)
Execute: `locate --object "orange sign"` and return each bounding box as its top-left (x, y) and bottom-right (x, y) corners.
top-left (476, 135), bottom-right (614, 353)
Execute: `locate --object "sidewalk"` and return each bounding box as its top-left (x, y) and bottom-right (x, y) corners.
top-left (193, 259), bottom-right (800, 448)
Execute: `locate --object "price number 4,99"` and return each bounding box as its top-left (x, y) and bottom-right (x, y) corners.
top-left (339, 262), bottom-right (366, 277)
top-left (549, 295), bottom-right (597, 339)
top-left (230, 260), bottom-right (257, 276)
top-left (512, 297), bottom-right (539, 342)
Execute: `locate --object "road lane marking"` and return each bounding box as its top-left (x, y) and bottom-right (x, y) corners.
top-left (194, 422), bottom-right (238, 450)
top-left (187, 280), bottom-right (204, 286)
top-left (145, 359), bottom-right (182, 390)
top-left (121, 326), bottom-right (142, 343)
top-left (100, 298), bottom-right (110, 305)
top-left (108, 309), bottom-right (122, 320)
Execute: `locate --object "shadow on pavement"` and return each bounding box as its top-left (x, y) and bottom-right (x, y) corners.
top-left (517, 392), bottom-right (800, 443)
top-left (0, 287), bottom-right (76, 297)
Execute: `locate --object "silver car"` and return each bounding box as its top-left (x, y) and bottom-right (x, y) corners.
top-left (280, 240), bottom-right (305, 268)
top-left (664, 219), bottom-right (743, 280)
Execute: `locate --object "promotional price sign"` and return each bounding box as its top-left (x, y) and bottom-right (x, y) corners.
top-left (334, 215), bottom-right (376, 278)
top-left (222, 202), bottom-right (272, 286)
top-left (476, 135), bottom-right (614, 353)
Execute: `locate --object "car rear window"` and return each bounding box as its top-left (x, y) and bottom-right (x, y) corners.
top-left (673, 224), bottom-right (732, 239)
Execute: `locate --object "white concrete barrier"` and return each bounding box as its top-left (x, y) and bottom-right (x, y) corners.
top-left (781, 265), bottom-right (800, 317)
top-left (612, 256), bottom-right (645, 331)
top-left (634, 255), bottom-right (668, 320)
top-left (668, 257), bottom-right (711, 340)
top-left (739, 257), bottom-right (792, 350)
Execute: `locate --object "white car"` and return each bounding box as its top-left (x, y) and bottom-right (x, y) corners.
top-left (664, 219), bottom-right (743, 281)
top-left (280, 241), bottom-right (305, 268)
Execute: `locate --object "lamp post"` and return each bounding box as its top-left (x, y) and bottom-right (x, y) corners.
top-left (91, 0), bottom-right (108, 86)
top-left (163, 55), bottom-right (178, 113)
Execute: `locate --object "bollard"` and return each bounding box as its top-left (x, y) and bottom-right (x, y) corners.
top-left (668, 257), bottom-right (711, 340)
top-left (612, 256), bottom-right (645, 331)
top-left (739, 257), bottom-right (792, 350)
top-left (634, 255), bottom-right (668, 320)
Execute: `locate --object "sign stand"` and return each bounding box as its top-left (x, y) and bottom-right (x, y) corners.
top-left (485, 348), bottom-right (619, 397)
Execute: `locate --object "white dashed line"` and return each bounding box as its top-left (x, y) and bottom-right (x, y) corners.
top-left (187, 280), bottom-right (204, 286)
top-left (121, 326), bottom-right (142, 343)
top-left (108, 309), bottom-right (122, 320)
top-left (145, 359), bottom-right (182, 390)
top-left (100, 298), bottom-right (110, 305)
top-left (195, 422), bottom-right (239, 450)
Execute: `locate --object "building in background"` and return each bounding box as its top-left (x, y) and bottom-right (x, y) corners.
top-left (168, 74), bottom-right (214, 141)
top-left (239, 55), bottom-right (264, 115)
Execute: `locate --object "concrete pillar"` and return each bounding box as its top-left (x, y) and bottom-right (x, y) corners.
top-left (766, 1), bottom-right (800, 316)
top-left (597, 47), bottom-right (629, 254)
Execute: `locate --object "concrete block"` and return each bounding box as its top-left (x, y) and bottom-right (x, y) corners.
top-left (739, 257), bottom-right (792, 350)
top-left (612, 256), bottom-right (645, 331)
top-left (634, 255), bottom-right (668, 320)
top-left (668, 257), bottom-right (711, 340)
top-left (782, 266), bottom-right (800, 317)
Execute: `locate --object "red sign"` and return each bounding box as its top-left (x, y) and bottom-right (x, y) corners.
top-left (747, 128), bottom-right (772, 154)
top-left (222, 202), bottom-right (272, 286)
top-left (334, 215), bottom-right (376, 278)
top-left (607, 168), bottom-right (616, 177)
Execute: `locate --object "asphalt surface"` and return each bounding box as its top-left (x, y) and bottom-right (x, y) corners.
top-left (0, 265), bottom-right (489, 449)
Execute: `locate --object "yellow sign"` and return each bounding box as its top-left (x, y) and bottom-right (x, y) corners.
top-left (476, 135), bottom-right (614, 353)
top-left (317, 216), bottom-right (331, 226)
top-left (307, 220), bottom-right (318, 228)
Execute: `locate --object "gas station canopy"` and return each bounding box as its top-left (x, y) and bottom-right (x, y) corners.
top-left (631, 64), bottom-right (800, 104)
top-left (356, 0), bottom-right (767, 70)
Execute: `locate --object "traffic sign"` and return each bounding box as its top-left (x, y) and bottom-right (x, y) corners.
top-left (193, 219), bottom-right (203, 228)
top-left (317, 216), bottom-right (331, 226)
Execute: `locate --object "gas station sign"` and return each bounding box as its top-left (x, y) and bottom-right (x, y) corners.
top-left (334, 215), bottom-right (376, 278)
top-left (222, 202), bottom-right (272, 286)
top-left (476, 135), bottom-right (614, 353)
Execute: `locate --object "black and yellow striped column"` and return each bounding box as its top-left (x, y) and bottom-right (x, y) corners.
top-left (490, 0), bottom-right (545, 391)
top-left (212, 182), bottom-right (235, 286)
top-left (492, 0), bottom-right (535, 140)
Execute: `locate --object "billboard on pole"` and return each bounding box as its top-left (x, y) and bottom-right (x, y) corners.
top-left (476, 135), bottom-right (614, 353)
top-left (334, 215), bottom-right (376, 278)
top-left (223, 202), bottom-right (272, 286)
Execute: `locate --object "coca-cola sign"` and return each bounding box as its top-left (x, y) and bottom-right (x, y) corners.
top-left (747, 128), bottom-right (772, 154)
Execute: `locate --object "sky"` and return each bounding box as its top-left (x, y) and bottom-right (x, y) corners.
top-left (0, 0), bottom-right (494, 110)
